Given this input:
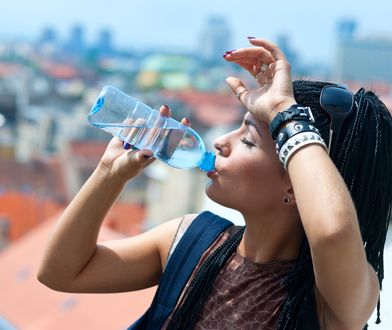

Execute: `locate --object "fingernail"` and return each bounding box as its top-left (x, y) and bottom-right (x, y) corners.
top-left (163, 104), bottom-right (169, 109)
top-left (123, 142), bottom-right (131, 150)
top-left (183, 117), bottom-right (190, 124)
top-left (247, 36), bottom-right (256, 39)
top-left (143, 154), bottom-right (153, 159)
top-left (226, 50), bottom-right (236, 54)
top-left (223, 54), bottom-right (227, 58)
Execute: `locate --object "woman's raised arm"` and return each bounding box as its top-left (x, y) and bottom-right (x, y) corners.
top-left (37, 107), bottom-right (184, 293)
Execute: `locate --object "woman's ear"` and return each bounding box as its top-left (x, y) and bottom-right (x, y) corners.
top-left (283, 187), bottom-right (296, 206)
top-left (281, 170), bottom-right (296, 206)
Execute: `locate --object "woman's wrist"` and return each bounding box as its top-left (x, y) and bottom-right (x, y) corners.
top-left (268, 99), bottom-right (297, 124)
top-left (96, 161), bottom-right (129, 188)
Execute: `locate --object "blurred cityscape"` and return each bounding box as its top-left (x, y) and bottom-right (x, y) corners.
top-left (1, 15), bottom-right (392, 329)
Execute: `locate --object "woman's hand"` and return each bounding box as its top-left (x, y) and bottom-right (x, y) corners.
top-left (224, 38), bottom-right (297, 124)
top-left (98, 105), bottom-right (190, 182)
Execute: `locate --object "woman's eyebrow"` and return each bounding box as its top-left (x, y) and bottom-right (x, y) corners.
top-left (244, 119), bottom-right (263, 137)
top-left (244, 119), bottom-right (256, 128)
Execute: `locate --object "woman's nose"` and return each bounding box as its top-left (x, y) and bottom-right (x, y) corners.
top-left (214, 141), bottom-right (230, 156)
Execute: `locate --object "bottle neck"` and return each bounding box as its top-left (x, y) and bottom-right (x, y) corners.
top-left (198, 151), bottom-right (216, 172)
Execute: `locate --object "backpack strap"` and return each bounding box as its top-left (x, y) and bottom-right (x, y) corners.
top-left (128, 211), bottom-right (233, 330)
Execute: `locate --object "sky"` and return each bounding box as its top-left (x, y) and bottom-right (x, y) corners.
top-left (2, 0), bottom-right (392, 66)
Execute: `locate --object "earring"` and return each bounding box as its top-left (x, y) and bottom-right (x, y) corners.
top-left (283, 197), bottom-right (291, 204)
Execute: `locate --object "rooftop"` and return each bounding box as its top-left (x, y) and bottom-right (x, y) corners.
top-left (0, 213), bottom-right (155, 330)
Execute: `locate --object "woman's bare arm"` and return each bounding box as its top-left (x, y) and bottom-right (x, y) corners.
top-left (37, 153), bottom-right (181, 293)
top-left (38, 106), bottom-right (190, 293)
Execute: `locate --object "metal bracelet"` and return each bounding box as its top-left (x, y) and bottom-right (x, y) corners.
top-left (279, 131), bottom-right (327, 170)
top-left (275, 120), bottom-right (320, 153)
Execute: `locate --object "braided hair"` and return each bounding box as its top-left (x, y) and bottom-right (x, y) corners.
top-left (276, 80), bottom-right (392, 329)
top-left (167, 227), bottom-right (245, 329)
top-left (167, 80), bottom-right (392, 329)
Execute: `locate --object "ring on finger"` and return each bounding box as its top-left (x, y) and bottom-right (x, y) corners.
top-left (261, 63), bottom-right (269, 72)
top-left (255, 63), bottom-right (269, 80)
top-left (236, 88), bottom-right (248, 99)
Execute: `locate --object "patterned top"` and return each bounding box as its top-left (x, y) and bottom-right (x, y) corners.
top-left (163, 219), bottom-right (297, 330)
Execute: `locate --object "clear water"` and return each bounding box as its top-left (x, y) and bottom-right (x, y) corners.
top-left (91, 122), bottom-right (207, 169)
top-left (88, 87), bottom-right (215, 171)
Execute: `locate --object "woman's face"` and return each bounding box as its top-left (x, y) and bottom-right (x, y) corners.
top-left (206, 112), bottom-right (289, 215)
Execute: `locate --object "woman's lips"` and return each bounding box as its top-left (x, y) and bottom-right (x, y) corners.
top-left (207, 170), bottom-right (218, 179)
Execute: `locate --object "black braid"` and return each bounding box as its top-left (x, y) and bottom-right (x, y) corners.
top-left (166, 226), bottom-right (245, 329)
top-left (287, 80), bottom-right (392, 328)
top-left (277, 240), bottom-right (314, 330)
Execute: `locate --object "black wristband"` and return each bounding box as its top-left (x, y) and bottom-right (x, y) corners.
top-left (269, 104), bottom-right (315, 140)
top-left (275, 120), bottom-right (320, 152)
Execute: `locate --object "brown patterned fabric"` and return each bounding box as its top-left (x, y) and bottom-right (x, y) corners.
top-left (163, 226), bottom-right (296, 330)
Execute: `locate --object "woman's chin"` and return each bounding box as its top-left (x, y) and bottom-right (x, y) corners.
top-left (205, 184), bottom-right (234, 209)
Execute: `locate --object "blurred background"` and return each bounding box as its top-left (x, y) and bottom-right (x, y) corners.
top-left (0, 0), bottom-right (392, 329)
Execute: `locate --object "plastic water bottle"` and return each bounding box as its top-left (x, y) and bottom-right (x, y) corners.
top-left (88, 86), bottom-right (215, 172)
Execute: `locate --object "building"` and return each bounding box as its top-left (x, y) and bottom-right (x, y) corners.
top-left (334, 20), bottom-right (392, 83)
top-left (198, 16), bottom-right (232, 66)
top-left (65, 24), bottom-right (86, 56)
top-left (96, 28), bottom-right (114, 56)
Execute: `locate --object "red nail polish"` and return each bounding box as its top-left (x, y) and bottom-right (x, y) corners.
top-left (184, 117), bottom-right (190, 124)
top-left (226, 50), bottom-right (235, 54)
top-left (163, 104), bottom-right (169, 109)
top-left (143, 154), bottom-right (153, 159)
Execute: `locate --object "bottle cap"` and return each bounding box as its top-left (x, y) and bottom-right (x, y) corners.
top-left (198, 151), bottom-right (216, 172)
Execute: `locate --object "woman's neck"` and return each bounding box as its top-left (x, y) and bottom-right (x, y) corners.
top-left (238, 211), bottom-right (304, 264)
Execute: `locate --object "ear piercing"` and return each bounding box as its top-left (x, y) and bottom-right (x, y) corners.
top-left (283, 197), bottom-right (291, 204)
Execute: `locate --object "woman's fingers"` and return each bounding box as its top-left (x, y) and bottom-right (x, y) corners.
top-left (224, 47), bottom-right (274, 63)
top-left (225, 76), bottom-right (249, 104)
top-left (159, 104), bottom-right (171, 117)
top-left (181, 117), bottom-right (191, 127)
top-left (124, 149), bottom-right (155, 175)
top-left (224, 45), bottom-right (275, 78)
top-left (248, 38), bottom-right (287, 62)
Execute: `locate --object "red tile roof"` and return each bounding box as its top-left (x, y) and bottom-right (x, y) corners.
top-left (0, 193), bottom-right (64, 241)
top-left (103, 203), bottom-right (146, 236)
top-left (39, 61), bottom-right (80, 80)
top-left (0, 157), bottom-right (67, 202)
top-left (162, 90), bottom-right (243, 126)
top-left (0, 213), bottom-right (155, 330)
top-left (69, 140), bottom-right (107, 168)
top-left (0, 63), bottom-right (23, 77)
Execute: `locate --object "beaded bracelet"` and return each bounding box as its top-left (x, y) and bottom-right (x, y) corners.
top-left (279, 131), bottom-right (327, 170)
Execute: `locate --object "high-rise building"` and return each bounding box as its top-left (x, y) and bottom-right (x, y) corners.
top-left (198, 15), bottom-right (232, 66)
top-left (334, 20), bottom-right (392, 83)
top-left (65, 24), bottom-right (86, 55)
top-left (38, 26), bottom-right (58, 45)
top-left (96, 28), bottom-right (114, 56)
top-left (276, 35), bottom-right (299, 72)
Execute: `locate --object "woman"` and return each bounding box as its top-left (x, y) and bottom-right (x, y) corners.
top-left (37, 38), bottom-right (392, 329)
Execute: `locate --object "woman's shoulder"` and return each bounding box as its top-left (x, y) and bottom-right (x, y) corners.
top-left (165, 213), bottom-right (199, 265)
top-left (165, 212), bottom-right (236, 267)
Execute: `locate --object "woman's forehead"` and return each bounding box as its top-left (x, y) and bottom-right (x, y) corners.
top-left (243, 112), bottom-right (267, 131)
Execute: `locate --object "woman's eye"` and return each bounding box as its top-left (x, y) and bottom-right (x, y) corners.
top-left (241, 137), bottom-right (255, 149)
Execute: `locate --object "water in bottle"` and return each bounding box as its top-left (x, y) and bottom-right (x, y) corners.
top-left (88, 86), bottom-right (215, 172)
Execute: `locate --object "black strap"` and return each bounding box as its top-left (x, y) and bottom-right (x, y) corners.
top-left (128, 211), bottom-right (233, 330)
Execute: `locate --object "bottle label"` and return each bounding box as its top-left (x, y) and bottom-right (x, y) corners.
top-left (90, 96), bottom-right (104, 115)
